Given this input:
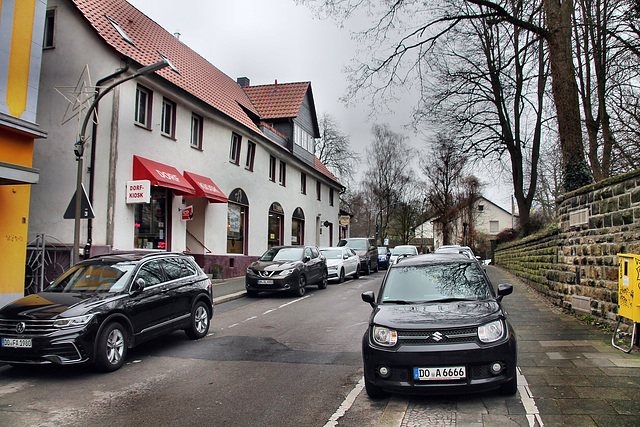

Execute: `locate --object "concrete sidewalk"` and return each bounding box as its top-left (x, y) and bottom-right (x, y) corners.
top-left (492, 265), bottom-right (640, 426)
top-left (211, 276), bottom-right (246, 305)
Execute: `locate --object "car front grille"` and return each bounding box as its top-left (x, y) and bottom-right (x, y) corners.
top-left (398, 327), bottom-right (477, 345)
top-left (0, 319), bottom-right (56, 336)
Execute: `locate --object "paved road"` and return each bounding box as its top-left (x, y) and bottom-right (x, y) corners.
top-left (2, 266), bottom-right (639, 426)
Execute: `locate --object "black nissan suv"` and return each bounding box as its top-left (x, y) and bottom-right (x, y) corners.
top-left (0, 252), bottom-right (213, 372)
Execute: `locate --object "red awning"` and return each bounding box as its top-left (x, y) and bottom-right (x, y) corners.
top-left (183, 171), bottom-right (228, 203)
top-left (132, 155), bottom-right (195, 194)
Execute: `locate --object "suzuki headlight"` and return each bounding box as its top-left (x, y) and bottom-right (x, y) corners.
top-left (478, 320), bottom-right (504, 343)
top-left (54, 314), bottom-right (95, 328)
top-left (372, 325), bottom-right (397, 347)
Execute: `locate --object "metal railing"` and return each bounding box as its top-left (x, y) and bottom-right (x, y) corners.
top-left (24, 234), bottom-right (72, 295)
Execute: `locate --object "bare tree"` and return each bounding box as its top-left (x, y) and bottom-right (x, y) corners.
top-left (315, 113), bottom-right (359, 186)
top-left (421, 133), bottom-right (468, 246)
top-left (362, 124), bottom-right (413, 244)
top-left (301, 0), bottom-right (593, 192)
top-left (416, 1), bottom-right (546, 230)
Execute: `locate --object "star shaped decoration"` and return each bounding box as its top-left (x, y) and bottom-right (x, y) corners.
top-left (54, 64), bottom-right (98, 127)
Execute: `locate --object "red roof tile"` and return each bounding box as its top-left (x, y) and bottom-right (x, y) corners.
top-left (243, 82), bottom-right (310, 119)
top-left (71, 0), bottom-right (340, 187)
top-left (72, 0), bottom-right (260, 133)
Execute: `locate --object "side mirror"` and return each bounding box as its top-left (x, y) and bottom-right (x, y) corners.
top-left (362, 291), bottom-right (377, 308)
top-left (304, 256), bottom-right (311, 263)
top-left (131, 278), bottom-right (146, 295)
top-left (497, 284), bottom-right (513, 301)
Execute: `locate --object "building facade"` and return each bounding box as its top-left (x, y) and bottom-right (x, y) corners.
top-left (0, 0), bottom-right (47, 307)
top-left (29, 0), bottom-right (342, 282)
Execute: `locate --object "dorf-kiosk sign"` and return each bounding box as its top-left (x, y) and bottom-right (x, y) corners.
top-left (126, 180), bottom-right (150, 204)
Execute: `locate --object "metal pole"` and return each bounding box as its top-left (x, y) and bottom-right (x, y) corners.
top-left (71, 59), bottom-right (173, 264)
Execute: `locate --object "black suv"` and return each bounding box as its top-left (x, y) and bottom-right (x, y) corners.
top-left (0, 252), bottom-right (213, 372)
top-left (338, 238), bottom-right (378, 274)
top-left (361, 254), bottom-right (516, 397)
top-left (245, 245), bottom-right (327, 297)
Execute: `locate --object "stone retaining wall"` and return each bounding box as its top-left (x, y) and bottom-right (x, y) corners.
top-left (495, 169), bottom-right (640, 324)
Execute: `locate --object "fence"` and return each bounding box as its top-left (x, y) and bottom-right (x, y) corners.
top-left (24, 234), bottom-right (72, 295)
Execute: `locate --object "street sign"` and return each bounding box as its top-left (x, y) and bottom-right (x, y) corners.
top-left (63, 183), bottom-right (95, 219)
top-left (181, 205), bottom-right (193, 221)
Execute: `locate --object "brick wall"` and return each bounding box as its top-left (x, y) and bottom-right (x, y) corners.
top-left (495, 169), bottom-right (640, 325)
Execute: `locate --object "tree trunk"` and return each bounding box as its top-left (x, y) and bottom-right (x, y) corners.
top-left (544, 0), bottom-right (593, 191)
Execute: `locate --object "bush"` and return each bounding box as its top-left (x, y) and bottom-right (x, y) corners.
top-left (495, 228), bottom-right (518, 245)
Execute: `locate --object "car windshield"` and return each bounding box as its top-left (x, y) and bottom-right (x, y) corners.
top-left (378, 248), bottom-right (387, 255)
top-left (391, 246), bottom-right (417, 255)
top-left (340, 239), bottom-right (367, 250)
top-left (46, 262), bottom-right (136, 293)
top-left (260, 247), bottom-right (304, 262)
top-left (321, 249), bottom-right (343, 259)
top-left (381, 262), bottom-right (492, 303)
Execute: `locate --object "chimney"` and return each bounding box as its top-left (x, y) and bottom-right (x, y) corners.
top-left (237, 77), bottom-right (250, 87)
top-left (174, 31), bottom-right (181, 41)
top-left (274, 79), bottom-right (278, 90)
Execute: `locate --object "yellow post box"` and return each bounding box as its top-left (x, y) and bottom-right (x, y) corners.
top-left (613, 254), bottom-right (640, 352)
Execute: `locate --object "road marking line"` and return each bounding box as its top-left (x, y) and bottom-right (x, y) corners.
top-left (517, 367), bottom-right (544, 426)
top-left (222, 295), bottom-right (311, 329)
top-left (324, 376), bottom-right (365, 427)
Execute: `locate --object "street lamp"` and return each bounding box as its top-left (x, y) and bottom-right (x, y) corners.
top-left (72, 57), bottom-right (176, 264)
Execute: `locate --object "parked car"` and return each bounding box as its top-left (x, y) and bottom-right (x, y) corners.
top-left (389, 245), bottom-right (419, 265)
top-left (320, 247), bottom-right (360, 282)
top-left (337, 238), bottom-right (378, 274)
top-left (378, 247), bottom-right (391, 269)
top-left (361, 253), bottom-right (517, 398)
top-left (0, 252), bottom-right (213, 372)
top-left (245, 245), bottom-right (327, 297)
top-left (434, 245), bottom-right (479, 262)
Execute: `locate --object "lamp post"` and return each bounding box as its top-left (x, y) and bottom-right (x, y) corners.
top-left (72, 58), bottom-right (174, 264)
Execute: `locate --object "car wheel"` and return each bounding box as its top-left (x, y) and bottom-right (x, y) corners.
top-left (318, 270), bottom-right (328, 289)
top-left (294, 275), bottom-right (307, 297)
top-left (500, 374), bottom-right (518, 396)
top-left (353, 267), bottom-right (360, 279)
top-left (95, 322), bottom-right (127, 372)
top-left (364, 376), bottom-right (387, 399)
top-left (185, 301), bottom-right (210, 340)
top-left (338, 268), bottom-right (345, 283)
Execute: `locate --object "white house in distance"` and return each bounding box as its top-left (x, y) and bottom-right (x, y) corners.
top-left (31, 0), bottom-right (342, 278)
top-left (428, 196), bottom-right (515, 253)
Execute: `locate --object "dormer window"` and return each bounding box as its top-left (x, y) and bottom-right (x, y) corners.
top-left (105, 15), bottom-right (134, 46)
top-left (294, 123), bottom-right (315, 153)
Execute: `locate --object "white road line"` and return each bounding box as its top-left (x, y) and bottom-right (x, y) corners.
top-left (517, 367), bottom-right (544, 427)
top-left (324, 377), bottom-right (365, 427)
top-left (222, 295), bottom-right (311, 330)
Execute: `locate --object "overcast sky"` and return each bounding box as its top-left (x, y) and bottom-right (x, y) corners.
top-left (126, 0), bottom-right (511, 211)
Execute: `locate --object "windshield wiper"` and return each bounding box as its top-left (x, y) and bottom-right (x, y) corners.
top-left (381, 299), bottom-right (414, 305)
top-left (421, 297), bottom-right (480, 303)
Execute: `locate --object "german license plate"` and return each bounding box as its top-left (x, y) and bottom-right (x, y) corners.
top-left (257, 279), bottom-right (274, 285)
top-left (414, 366), bottom-right (466, 381)
top-left (1, 338), bottom-right (32, 348)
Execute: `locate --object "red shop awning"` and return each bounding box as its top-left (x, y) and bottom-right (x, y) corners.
top-left (183, 171), bottom-right (228, 203)
top-left (132, 155), bottom-right (195, 195)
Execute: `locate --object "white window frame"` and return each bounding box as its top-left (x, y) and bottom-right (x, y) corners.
top-left (190, 113), bottom-right (203, 150)
top-left (135, 84), bottom-right (152, 129)
top-left (161, 97), bottom-right (176, 138)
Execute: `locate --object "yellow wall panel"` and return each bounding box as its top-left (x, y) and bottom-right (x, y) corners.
top-left (6, 0), bottom-right (36, 118)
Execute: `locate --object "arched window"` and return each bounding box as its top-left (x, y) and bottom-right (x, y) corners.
top-left (291, 207), bottom-right (305, 245)
top-left (268, 202), bottom-right (284, 248)
top-left (227, 188), bottom-right (248, 254)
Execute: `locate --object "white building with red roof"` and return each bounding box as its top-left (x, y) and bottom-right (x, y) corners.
top-left (31, 0), bottom-right (343, 277)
